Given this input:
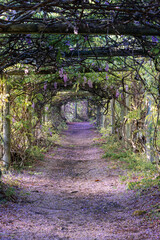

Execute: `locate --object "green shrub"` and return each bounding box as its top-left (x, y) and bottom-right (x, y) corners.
top-left (102, 135), bottom-right (159, 190)
top-left (25, 145), bottom-right (44, 161)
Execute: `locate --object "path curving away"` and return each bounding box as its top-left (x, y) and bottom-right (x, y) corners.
top-left (0, 122), bottom-right (159, 240)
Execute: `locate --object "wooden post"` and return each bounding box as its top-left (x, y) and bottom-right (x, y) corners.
top-left (125, 93), bottom-right (130, 147)
top-left (75, 102), bottom-right (78, 119)
top-left (101, 110), bottom-right (105, 128)
top-left (0, 79), bottom-right (3, 160)
top-left (96, 104), bottom-right (101, 127)
top-left (86, 100), bottom-right (89, 119)
top-left (145, 96), bottom-right (154, 162)
top-left (2, 76), bottom-right (11, 170)
top-left (111, 98), bottom-right (115, 134)
top-left (121, 96), bottom-right (125, 143)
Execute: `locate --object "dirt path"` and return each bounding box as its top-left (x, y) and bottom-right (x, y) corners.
top-left (0, 122), bottom-right (159, 240)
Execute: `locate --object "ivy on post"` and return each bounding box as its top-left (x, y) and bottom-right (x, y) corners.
top-left (2, 74), bottom-right (11, 170)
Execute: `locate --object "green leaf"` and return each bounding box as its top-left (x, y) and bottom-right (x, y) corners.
top-left (36, 93), bottom-right (43, 101)
top-left (152, 47), bottom-right (159, 55)
top-left (56, 50), bottom-right (62, 62)
top-left (6, 114), bottom-right (11, 120)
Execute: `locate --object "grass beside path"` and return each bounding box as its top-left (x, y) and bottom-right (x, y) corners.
top-left (94, 134), bottom-right (160, 220)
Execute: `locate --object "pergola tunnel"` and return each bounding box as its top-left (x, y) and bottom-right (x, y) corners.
top-left (1, 75), bottom-right (159, 170)
top-left (49, 94), bottom-right (107, 128)
top-left (0, 0), bottom-right (159, 199)
top-left (0, 1), bottom-right (160, 239)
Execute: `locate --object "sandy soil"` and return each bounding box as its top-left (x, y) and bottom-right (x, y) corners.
top-left (0, 122), bottom-right (159, 240)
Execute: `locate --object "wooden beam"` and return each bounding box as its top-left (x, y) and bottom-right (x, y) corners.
top-left (0, 22), bottom-right (159, 36)
top-left (67, 48), bottom-right (146, 57)
top-left (5, 67), bottom-right (133, 76)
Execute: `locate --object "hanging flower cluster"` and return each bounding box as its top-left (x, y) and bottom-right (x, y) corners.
top-left (116, 89), bottom-right (120, 98)
top-left (88, 79), bottom-right (93, 88)
top-left (44, 82), bottom-right (47, 91)
top-left (105, 62), bottom-right (109, 72)
top-left (54, 82), bottom-right (57, 89)
top-left (59, 67), bottom-right (68, 87)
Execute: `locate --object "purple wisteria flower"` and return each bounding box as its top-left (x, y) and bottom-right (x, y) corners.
top-left (74, 27), bottom-right (78, 35)
top-left (83, 76), bottom-right (87, 86)
top-left (88, 79), bottom-right (93, 88)
top-left (24, 69), bottom-right (29, 75)
top-left (48, 128), bottom-right (52, 136)
top-left (59, 68), bottom-right (63, 78)
top-left (65, 41), bottom-right (70, 46)
top-left (31, 102), bottom-right (35, 109)
top-left (152, 36), bottom-right (158, 43)
top-left (63, 73), bottom-right (68, 86)
top-left (44, 82), bottom-right (47, 91)
top-left (116, 89), bottom-right (120, 98)
top-left (85, 36), bottom-right (88, 41)
top-left (26, 34), bottom-right (32, 44)
top-left (105, 63), bottom-right (109, 71)
top-left (54, 82), bottom-right (57, 89)
top-left (26, 38), bottom-right (32, 44)
top-left (49, 46), bottom-right (53, 50)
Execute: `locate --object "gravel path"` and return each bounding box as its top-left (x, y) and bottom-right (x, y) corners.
top-left (0, 122), bottom-right (159, 240)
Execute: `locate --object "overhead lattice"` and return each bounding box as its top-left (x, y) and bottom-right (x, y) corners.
top-left (0, 0), bottom-right (159, 72)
